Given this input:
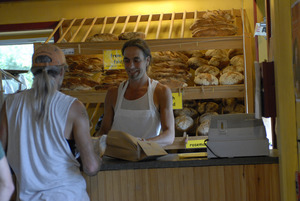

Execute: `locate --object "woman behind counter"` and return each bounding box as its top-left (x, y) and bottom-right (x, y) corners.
top-left (95, 38), bottom-right (175, 147)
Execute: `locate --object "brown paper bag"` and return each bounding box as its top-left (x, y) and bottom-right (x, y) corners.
top-left (104, 130), bottom-right (167, 161)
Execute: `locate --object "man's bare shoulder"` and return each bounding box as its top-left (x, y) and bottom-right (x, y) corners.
top-left (155, 82), bottom-right (172, 95)
top-left (69, 99), bottom-right (87, 117)
top-left (106, 86), bottom-right (119, 102)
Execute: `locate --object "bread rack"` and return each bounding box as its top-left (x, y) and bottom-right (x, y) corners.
top-left (36, 9), bottom-right (254, 145)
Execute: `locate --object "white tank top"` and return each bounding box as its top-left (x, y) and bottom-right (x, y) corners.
top-left (6, 90), bottom-right (89, 201)
top-left (111, 79), bottom-right (161, 139)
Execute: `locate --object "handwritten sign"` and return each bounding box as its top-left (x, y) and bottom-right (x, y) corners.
top-left (186, 139), bottom-right (206, 149)
top-left (172, 92), bottom-right (183, 110)
top-left (103, 50), bottom-right (124, 70)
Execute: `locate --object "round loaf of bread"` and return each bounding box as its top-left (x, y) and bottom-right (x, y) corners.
top-left (118, 32), bottom-right (145, 40)
top-left (208, 55), bottom-right (230, 68)
top-left (205, 49), bottom-right (227, 59)
top-left (219, 72), bottom-right (244, 85)
top-left (195, 65), bottom-right (220, 77)
top-left (86, 33), bottom-right (119, 42)
top-left (230, 55), bottom-right (244, 66)
top-left (175, 115), bottom-right (194, 132)
top-left (227, 49), bottom-right (243, 59)
top-left (187, 57), bottom-right (208, 70)
top-left (196, 120), bottom-right (210, 136)
top-left (199, 112), bottom-right (218, 124)
top-left (174, 107), bottom-right (198, 118)
top-left (221, 65), bottom-right (244, 74)
top-left (194, 73), bottom-right (218, 86)
top-left (197, 102), bottom-right (220, 114)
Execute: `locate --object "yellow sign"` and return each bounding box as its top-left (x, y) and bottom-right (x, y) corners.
top-left (172, 92), bottom-right (183, 110)
top-left (103, 50), bottom-right (124, 70)
top-left (186, 139), bottom-right (206, 149)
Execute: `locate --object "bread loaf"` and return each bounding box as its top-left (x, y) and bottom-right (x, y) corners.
top-left (205, 49), bottom-right (227, 59)
top-left (197, 102), bottom-right (220, 114)
top-left (221, 65), bottom-right (244, 74)
top-left (195, 65), bottom-right (220, 77)
top-left (194, 73), bottom-right (218, 86)
top-left (175, 115), bottom-right (194, 132)
top-left (227, 49), bottom-right (243, 59)
top-left (196, 120), bottom-right (210, 136)
top-left (230, 55), bottom-right (244, 66)
top-left (208, 55), bottom-right (230, 68)
top-left (174, 107), bottom-right (198, 118)
top-left (198, 112), bottom-right (218, 124)
top-left (219, 72), bottom-right (244, 85)
top-left (86, 33), bottom-right (118, 42)
top-left (118, 32), bottom-right (145, 40)
top-left (187, 57), bottom-right (209, 70)
top-left (159, 78), bottom-right (188, 88)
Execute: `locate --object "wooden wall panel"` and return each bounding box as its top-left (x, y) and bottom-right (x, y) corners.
top-left (83, 164), bottom-right (280, 201)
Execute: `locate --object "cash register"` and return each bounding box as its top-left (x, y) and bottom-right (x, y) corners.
top-left (206, 113), bottom-right (270, 158)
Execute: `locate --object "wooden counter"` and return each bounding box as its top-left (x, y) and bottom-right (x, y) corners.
top-left (83, 155), bottom-right (280, 201)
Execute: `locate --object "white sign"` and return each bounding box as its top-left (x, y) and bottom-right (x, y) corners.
top-left (254, 23), bottom-right (267, 36)
top-left (62, 48), bottom-right (75, 55)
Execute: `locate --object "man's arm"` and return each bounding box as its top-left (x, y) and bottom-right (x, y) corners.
top-left (147, 84), bottom-right (175, 147)
top-left (94, 87), bottom-right (117, 137)
top-left (0, 101), bottom-right (8, 151)
top-left (0, 155), bottom-right (14, 201)
top-left (69, 100), bottom-right (101, 176)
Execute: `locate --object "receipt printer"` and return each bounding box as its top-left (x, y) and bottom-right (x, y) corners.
top-left (206, 113), bottom-right (269, 158)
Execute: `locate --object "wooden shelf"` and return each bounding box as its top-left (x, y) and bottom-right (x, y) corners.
top-left (61, 84), bottom-right (244, 103)
top-left (35, 36), bottom-right (243, 54)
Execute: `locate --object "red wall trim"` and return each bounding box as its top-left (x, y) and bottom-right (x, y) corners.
top-left (0, 21), bottom-right (60, 42)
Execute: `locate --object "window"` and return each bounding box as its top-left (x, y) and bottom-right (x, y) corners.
top-left (0, 37), bottom-right (53, 93)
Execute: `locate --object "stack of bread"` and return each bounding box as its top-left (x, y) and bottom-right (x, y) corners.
top-left (86, 32), bottom-right (145, 42)
top-left (222, 98), bottom-right (245, 114)
top-left (95, 70), bottom-right (128, 90)
top-left (173, 97), bottom-right (245, 137)
top-left (190, 48), bottom-right (244, 86)
top-left (62, 55), bottom-right (103, 90)
top-left (148, 51), bottom-right (192, 88)
top-left (189, 10), bottom-right (238, 37)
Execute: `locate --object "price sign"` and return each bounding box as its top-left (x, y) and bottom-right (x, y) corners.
top-left (103, 50), bottom-right (124, 70)
top-left (186, 139), bottom-right (206, 149)
top-left (61, 48), bottom-right (75, 55)
top-left (172, 92), bottom-right (183, 110)
top-left (254, 23), bottom-right (267, 36)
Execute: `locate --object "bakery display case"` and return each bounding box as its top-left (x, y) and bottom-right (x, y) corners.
top-left (35, 9), bottom-right (254, 145)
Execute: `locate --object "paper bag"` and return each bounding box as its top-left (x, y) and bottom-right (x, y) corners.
top-left (104, 130), bottom-right (167, 161)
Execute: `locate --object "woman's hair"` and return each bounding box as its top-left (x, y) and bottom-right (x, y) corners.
top-left (121, 38), bottom-right (152, 63)
top-left (30, 55), bottom-right (67, 122)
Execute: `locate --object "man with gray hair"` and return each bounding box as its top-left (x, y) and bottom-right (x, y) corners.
top-left (0, 44), bottom-right (101, 201)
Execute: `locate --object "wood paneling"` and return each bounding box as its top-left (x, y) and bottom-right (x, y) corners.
top-left (83, 163), bottom-right (280, 201)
